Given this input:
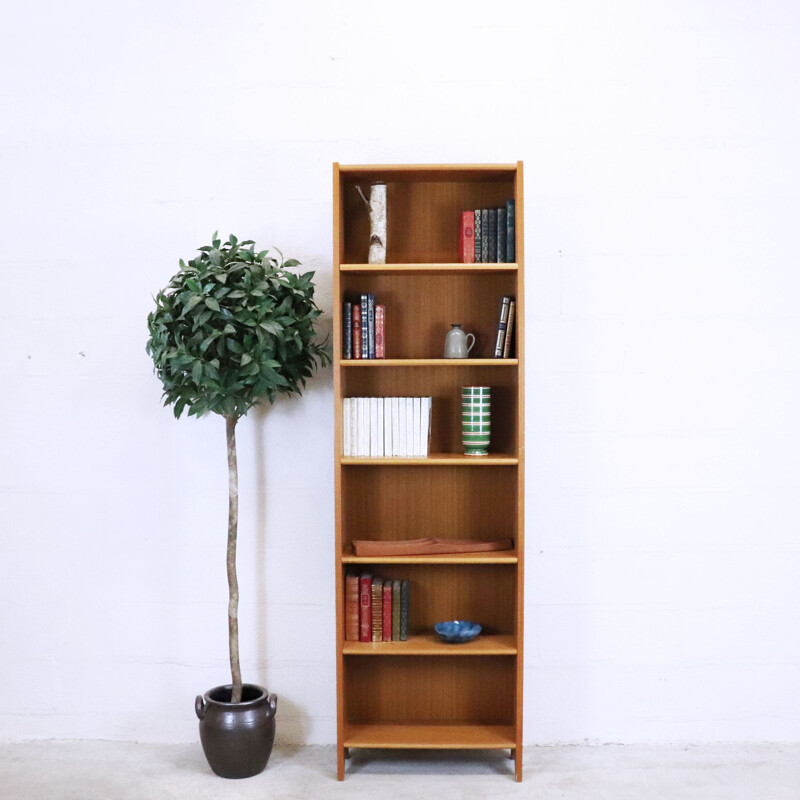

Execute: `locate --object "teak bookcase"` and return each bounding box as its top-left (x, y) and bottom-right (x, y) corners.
top-left (333, 163), bottom-right (525, 781)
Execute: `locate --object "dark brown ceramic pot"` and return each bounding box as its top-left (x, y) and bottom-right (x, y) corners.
top-left (195, 684), bottom-right (277, 779)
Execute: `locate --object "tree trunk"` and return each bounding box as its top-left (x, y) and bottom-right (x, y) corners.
top-left (226, 414), bottom-right (243, 704)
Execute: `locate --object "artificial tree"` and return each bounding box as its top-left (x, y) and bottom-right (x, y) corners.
top-left (146, 233), bottom-right (330, 704)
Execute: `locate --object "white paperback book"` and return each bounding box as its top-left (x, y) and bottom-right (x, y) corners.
top-left (342, 398), bottom-right (351, 457)
top-left (383, 397), bottom-right (393, 457)
top-left (391, 397), bottom-right (401, 458)
top-left (405, 398), bottom-right (415, 458)
top-left (417, 397), bottom-right (430, 457)
top-left (357, 398), bottom-right (367, 457)
top-left (412, 397), bottom-right (422, 457)
top-left (376, 397), bottom-right (385, 458)
top-left (424, 397), bottom-right (432, 456)
top-left (350, 398), bottom-right (358, 456)
top-left (397, 397), bottom-right (407, 457)
top-left (369, 398), bottom-right (379, 457)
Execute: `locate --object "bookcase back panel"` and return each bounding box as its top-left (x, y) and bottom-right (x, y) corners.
top-left (341, 179), bottom-right (516, 264)
top-left (342, 366), bottom-right (518, 454)
top-left (344, 564), bottom-right (516, 635)
top-left (341, 466), bottom-right (518, 545)
top-left (344, 657), bottom-right (516, 724)
top-left (341, 273), bottom-right (517, 359)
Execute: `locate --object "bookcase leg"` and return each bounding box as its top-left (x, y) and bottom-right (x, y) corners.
top-left (337, 746), bottom-right (346, 780)
top-left (344, 747), bottom-right (351, 759)
top-left (515, 748), bottom-right (523, 782)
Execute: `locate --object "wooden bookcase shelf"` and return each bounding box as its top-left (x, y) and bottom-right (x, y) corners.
top-left (333, 162), bottom-right (525, 781)
top-left (344, 723), bottom-right (517, 750)
top-left (342, 634), bottom-right (517, 656)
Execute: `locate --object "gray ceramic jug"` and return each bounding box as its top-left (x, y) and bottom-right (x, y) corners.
top-left (444, 324), bottom-right (475, 358)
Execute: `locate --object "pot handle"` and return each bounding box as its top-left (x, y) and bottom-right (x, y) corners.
top-left (195, 695), bottom-right (206, 720)
top-left (268, 693), bottom-right (278, 716)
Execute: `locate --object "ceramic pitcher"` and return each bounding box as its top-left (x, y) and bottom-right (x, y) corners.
top-left (444, 324), bottom-right (476, 358)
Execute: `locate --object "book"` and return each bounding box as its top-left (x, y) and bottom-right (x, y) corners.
top-left (497, 207), bottom-right (507, 264)
top-left (369, 397), bottom-right (379, 457)
top-left (366, 293), bottom-right (376, 359)
top-left (391, 579), bottom-right (401, 640)
top-left (375, 397), bottom-right (384, 457)
top-left (405, 397), bottom-right (414, 458)
top-left (494, 295), bottom-right (512, 358)
top-left (359, 572), bottom-right (372, 642)
top-left (375, 304), bottom-right (385, 358)
top-left (383, 397), bottom-right (393, 456)
top-left (502, 299), bottom-right (516, 358)
top-left (382, 580), bottom-right (393, 642)
top-left (348, 398), bottom-right (357, 455)
top-left (371, 577), bottom-right (384, 642)
top-left (391, 397), bottom-right (401, 457)
top-left (487, 209), bottom-right (498, 262)
top-left (422, 396), bottom-right (432, 456)
top-left (342, 398), bottom-right (351, 457)
top-left (506, 199), bottom-right (515, 262)
top-left (474, 208), bottom-right (482, 262)
top-left (480, 209), bottom-right (489, 262)
top-left (352, 303), bottom-right (362, 360)
top-left (360, 294), bottom-right (369, 359)
top-left (400, 579), bottom-right (410, 641)
top-left (342, 302), bottom-right (353, 359)
top-left (345, 572), bottom-right (360, 641)
top-left (397, 397), bottom-right (407, 457)
top-left (411, 397), bottom-right (421, 458)
top-left (356, 397), bottom-right (367, 456)
top-left (460, 211), bottom-right (475, 263)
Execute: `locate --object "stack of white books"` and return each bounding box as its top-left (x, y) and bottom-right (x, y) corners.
top-left (343, 397), bottom-right (432, 458)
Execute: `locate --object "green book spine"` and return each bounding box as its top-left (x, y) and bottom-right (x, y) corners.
top-left (392, 579), bottom-right (401, 641)
top-left (400, 579), bottom-right (410, 641)
top-left (506, 199), bottom-right (516, 262)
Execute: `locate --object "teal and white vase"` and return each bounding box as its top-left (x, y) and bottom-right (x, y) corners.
top-left (461, 386), bottom-right (491, 456)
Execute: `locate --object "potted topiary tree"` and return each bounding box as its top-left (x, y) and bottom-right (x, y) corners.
top-left (146, 233), bottom-right (330, 778)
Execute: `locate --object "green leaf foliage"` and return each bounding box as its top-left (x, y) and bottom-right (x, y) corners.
top-left (146, 235), bottom-right (331, 420)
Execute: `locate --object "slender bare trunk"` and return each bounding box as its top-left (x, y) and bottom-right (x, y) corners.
top-left (226, 414), bottom-right (243, 704)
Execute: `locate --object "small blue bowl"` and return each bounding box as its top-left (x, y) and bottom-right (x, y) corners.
top-left (434, 620), bottom-right (482, 644)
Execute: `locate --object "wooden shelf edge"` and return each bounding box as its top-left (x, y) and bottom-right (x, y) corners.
top-left (339, 263), bottom-right (518, 273)
top-left (342, 551), bottom-right (519, 565)
top-left (341, 454), bottom-right (518, 466)
top-left (343, 722), bottom-right (516, 749)
top-left (341, 358), bottom-right (518, 367)
top-left (342, 634), bottom-right (517, 656)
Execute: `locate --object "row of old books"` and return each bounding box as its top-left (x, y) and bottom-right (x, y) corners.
top-left (460, 200), bottom-right (516, 263)
top-left (342, 294), bottom-right (385, 359)
top-left (345, 572), bottom-right (410, 642)
top-left (493, 295), bottom-right (517, 358)
top-left (343, 396), bottom-right (432, 457)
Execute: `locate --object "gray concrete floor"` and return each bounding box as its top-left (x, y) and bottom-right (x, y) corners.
top-left (1, 741), bottom-right (799, 799)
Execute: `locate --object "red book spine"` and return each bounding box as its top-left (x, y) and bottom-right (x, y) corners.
top-left (375, 304), bottom-right (385, 358)
top-left (460, 211), bottom-right (475, 263)
top-left (352, 304), bottom-right (362, 360)
top-left (345, 573), bottom-right (360, 641)
top-left (359, 573), bottom-right (372, 642)
top-left (382, 580), bottom-right (392, 641)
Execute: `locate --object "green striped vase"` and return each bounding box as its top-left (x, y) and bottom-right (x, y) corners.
top-left (461, 386), bottom-right (491, 456)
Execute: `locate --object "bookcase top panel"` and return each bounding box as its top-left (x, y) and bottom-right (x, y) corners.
top-left (336, 163), bottom-right (520, 183)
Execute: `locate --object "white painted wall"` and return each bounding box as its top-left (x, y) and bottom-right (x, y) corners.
top-left (1, 0), bottom-right (798, 745)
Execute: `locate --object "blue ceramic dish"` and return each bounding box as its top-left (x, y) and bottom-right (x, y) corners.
top-left (434, 620), bottom-right (482, 644)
